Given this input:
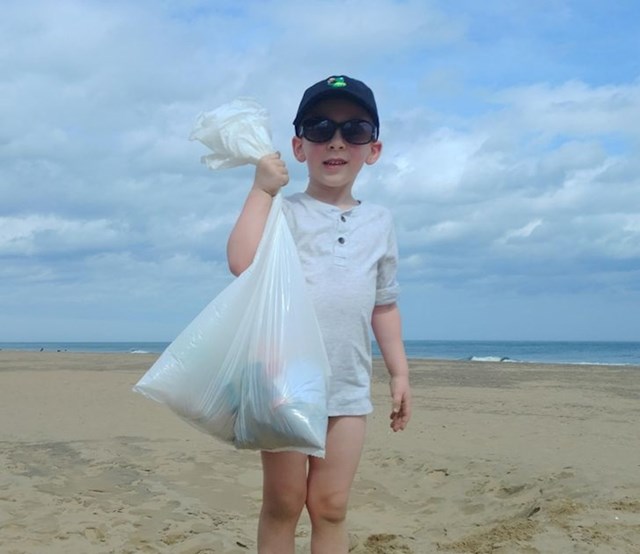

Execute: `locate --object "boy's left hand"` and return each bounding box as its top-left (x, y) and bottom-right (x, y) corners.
top-left (389, 375), bottom-right (411, 432)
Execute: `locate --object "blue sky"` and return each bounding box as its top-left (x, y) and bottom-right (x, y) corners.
top-left (1, 0), bottom-right (639, 342)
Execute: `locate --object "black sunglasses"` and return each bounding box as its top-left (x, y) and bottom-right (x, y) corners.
top-left (297, 117), bottom-right (378, 145)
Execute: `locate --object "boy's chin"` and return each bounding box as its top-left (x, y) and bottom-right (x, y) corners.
top-left (312, 172), bottom-right (352, 185)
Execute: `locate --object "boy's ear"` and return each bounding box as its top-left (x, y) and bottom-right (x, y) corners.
top-left (365, 140), bottom-right (382, 165)
top-left (292, 136), bottom-right (306, 162)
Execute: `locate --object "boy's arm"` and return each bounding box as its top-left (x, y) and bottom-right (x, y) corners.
top-left (371, 302), bottom-right (411, 431)
top-left (227, 153), bottom-right (289, 276)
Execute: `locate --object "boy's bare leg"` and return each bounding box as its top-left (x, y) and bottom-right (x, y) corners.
top-left (258, 450), bottom-right (308, 554)
top-left (306, 416), bottom-right (367, 554)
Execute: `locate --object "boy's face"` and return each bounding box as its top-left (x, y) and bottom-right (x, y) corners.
top-left (292, 97), bottom-right (382, 192)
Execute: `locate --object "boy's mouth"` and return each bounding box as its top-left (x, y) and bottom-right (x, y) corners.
top-left (324, 159), bottom-right (347, 166)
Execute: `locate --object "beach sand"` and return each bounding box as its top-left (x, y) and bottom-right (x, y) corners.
top-left (1, 351), bottom-right (639, 553)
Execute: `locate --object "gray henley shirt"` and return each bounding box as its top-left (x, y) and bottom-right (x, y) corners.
top-left (283, 192), bottom-right (400, 416)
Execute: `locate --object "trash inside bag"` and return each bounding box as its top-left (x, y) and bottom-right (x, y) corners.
top-left (235, 358), bottom-right (328, 451)
top-left (133, 99), bottom-right (330, 457)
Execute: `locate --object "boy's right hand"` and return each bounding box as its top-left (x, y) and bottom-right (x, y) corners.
top-left (253, 152), bottom-right (289, 196)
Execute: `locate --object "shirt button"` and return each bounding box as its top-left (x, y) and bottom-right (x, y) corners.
top-left (340, 215), bottom-right (346, 222)
top-left (338, 237), bottom-right (345, 244)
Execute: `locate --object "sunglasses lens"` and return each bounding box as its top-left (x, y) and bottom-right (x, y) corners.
top-left (341, 120), bottom-right (375, 144)
top-left (300, 118), bottom-right (376, 144)
top-left (302, 118), bottom-right (336, 143)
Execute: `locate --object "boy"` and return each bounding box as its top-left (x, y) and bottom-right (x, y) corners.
top-left (227, 75), bottom-right (411, 554)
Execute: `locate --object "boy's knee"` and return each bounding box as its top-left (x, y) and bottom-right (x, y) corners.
top-left (263, 488), bottom-right (306, 521)
top-left (306, 490), bottom-right (349, 525)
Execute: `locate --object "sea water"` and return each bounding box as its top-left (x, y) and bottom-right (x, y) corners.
top-left (1, 340), bottom-right (639, 366)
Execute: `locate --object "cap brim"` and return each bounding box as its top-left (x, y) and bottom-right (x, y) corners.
top-left (293, 90), bottom-right (379, 128)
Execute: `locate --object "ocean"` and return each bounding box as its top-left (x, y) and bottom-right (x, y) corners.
top-left (1, 340), bottom-right (639, 367)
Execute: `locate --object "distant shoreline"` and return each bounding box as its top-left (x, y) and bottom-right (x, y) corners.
top-left (1, 339), bottom-right (639, 366)
top-left (1, 350), bottom-right (639, 373)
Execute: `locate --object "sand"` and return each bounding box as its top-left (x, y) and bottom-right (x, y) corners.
top-left (1, 351), bottom-right (639, 553)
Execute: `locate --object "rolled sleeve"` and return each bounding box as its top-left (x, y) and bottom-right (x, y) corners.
top-left (375, 221), bottom-right (400, 306)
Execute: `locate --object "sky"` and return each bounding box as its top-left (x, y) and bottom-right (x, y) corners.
top-left (1, 0), bottom-right (639, 342)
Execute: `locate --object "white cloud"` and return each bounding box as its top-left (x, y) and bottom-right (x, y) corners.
top-left (492, 80), bottom-right (640, 138)
top-left (498, 219), bottom-right (543, 244)
top-left (266, 0), bottom-right (464, 50)
top-left (1, 0), bottom-right (639, 340)
top-left (0, 215), bottom-right (128, 256)
top-left (367, 75), bottom-right (640, 301)
top-left (382, 128), bottom-right (491, 201)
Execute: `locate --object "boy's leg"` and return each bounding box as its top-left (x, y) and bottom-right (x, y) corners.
top-left (306, 415), bottom-right (367, 554)
top-left (258, 450), bottom-right (308, 554)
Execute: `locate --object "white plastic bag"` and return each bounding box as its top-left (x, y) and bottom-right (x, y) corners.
top-left (189, 97), bottom-right (274, 169)
top-left (133, 99), bottom-right (331, 456)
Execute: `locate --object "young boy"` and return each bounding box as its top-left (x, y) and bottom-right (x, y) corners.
top-left (227, 75), bottom-right (411, 554)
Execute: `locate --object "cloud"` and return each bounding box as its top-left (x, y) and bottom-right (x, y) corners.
top-left (491, 80), bottom-right (640, 138)
top-left (0, 215), bottom-right (128, 256)
top-left (1, 0), bottom-right (639, 340)
top-left (266, 0), bottom-right (464, 50)
top-left (369, 78), bottom-right (640, 300)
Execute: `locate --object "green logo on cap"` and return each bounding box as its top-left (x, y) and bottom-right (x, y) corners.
top-left (327, 76), bottom-right (347, 88)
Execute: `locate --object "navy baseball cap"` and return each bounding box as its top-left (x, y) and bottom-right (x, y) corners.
top-left (293, 75), bottom-right (379, 133)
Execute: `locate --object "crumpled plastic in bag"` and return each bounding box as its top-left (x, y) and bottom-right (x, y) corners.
top-left (133, 98), bottom-right (331, 457)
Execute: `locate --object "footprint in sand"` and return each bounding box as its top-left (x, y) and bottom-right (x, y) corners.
top-left (611, 498), bottom-right (640, 513)
top-left (350, 533), bottom-right (414, 553)
top-left (460, 503), bottom-right (485, 515)
top-left (426, 468), bottom-right (450, 483)
top-left (495, 483), bottom-right (528, 498)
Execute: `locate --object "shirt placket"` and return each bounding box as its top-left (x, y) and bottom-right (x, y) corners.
top-left (333, 211), bottom-right (349, 267)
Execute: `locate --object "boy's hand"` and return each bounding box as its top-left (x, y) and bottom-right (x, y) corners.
top-left (253, 152), bottom-right (289, 196)
top-left (389, 375), bottom-right (411, 432)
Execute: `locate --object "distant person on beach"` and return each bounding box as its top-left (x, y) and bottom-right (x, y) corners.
top-left (227, 75), bottom-right (412, 553)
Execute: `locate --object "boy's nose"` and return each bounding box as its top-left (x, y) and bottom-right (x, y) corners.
top-left (327, 130), bottom-right (346, 149)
